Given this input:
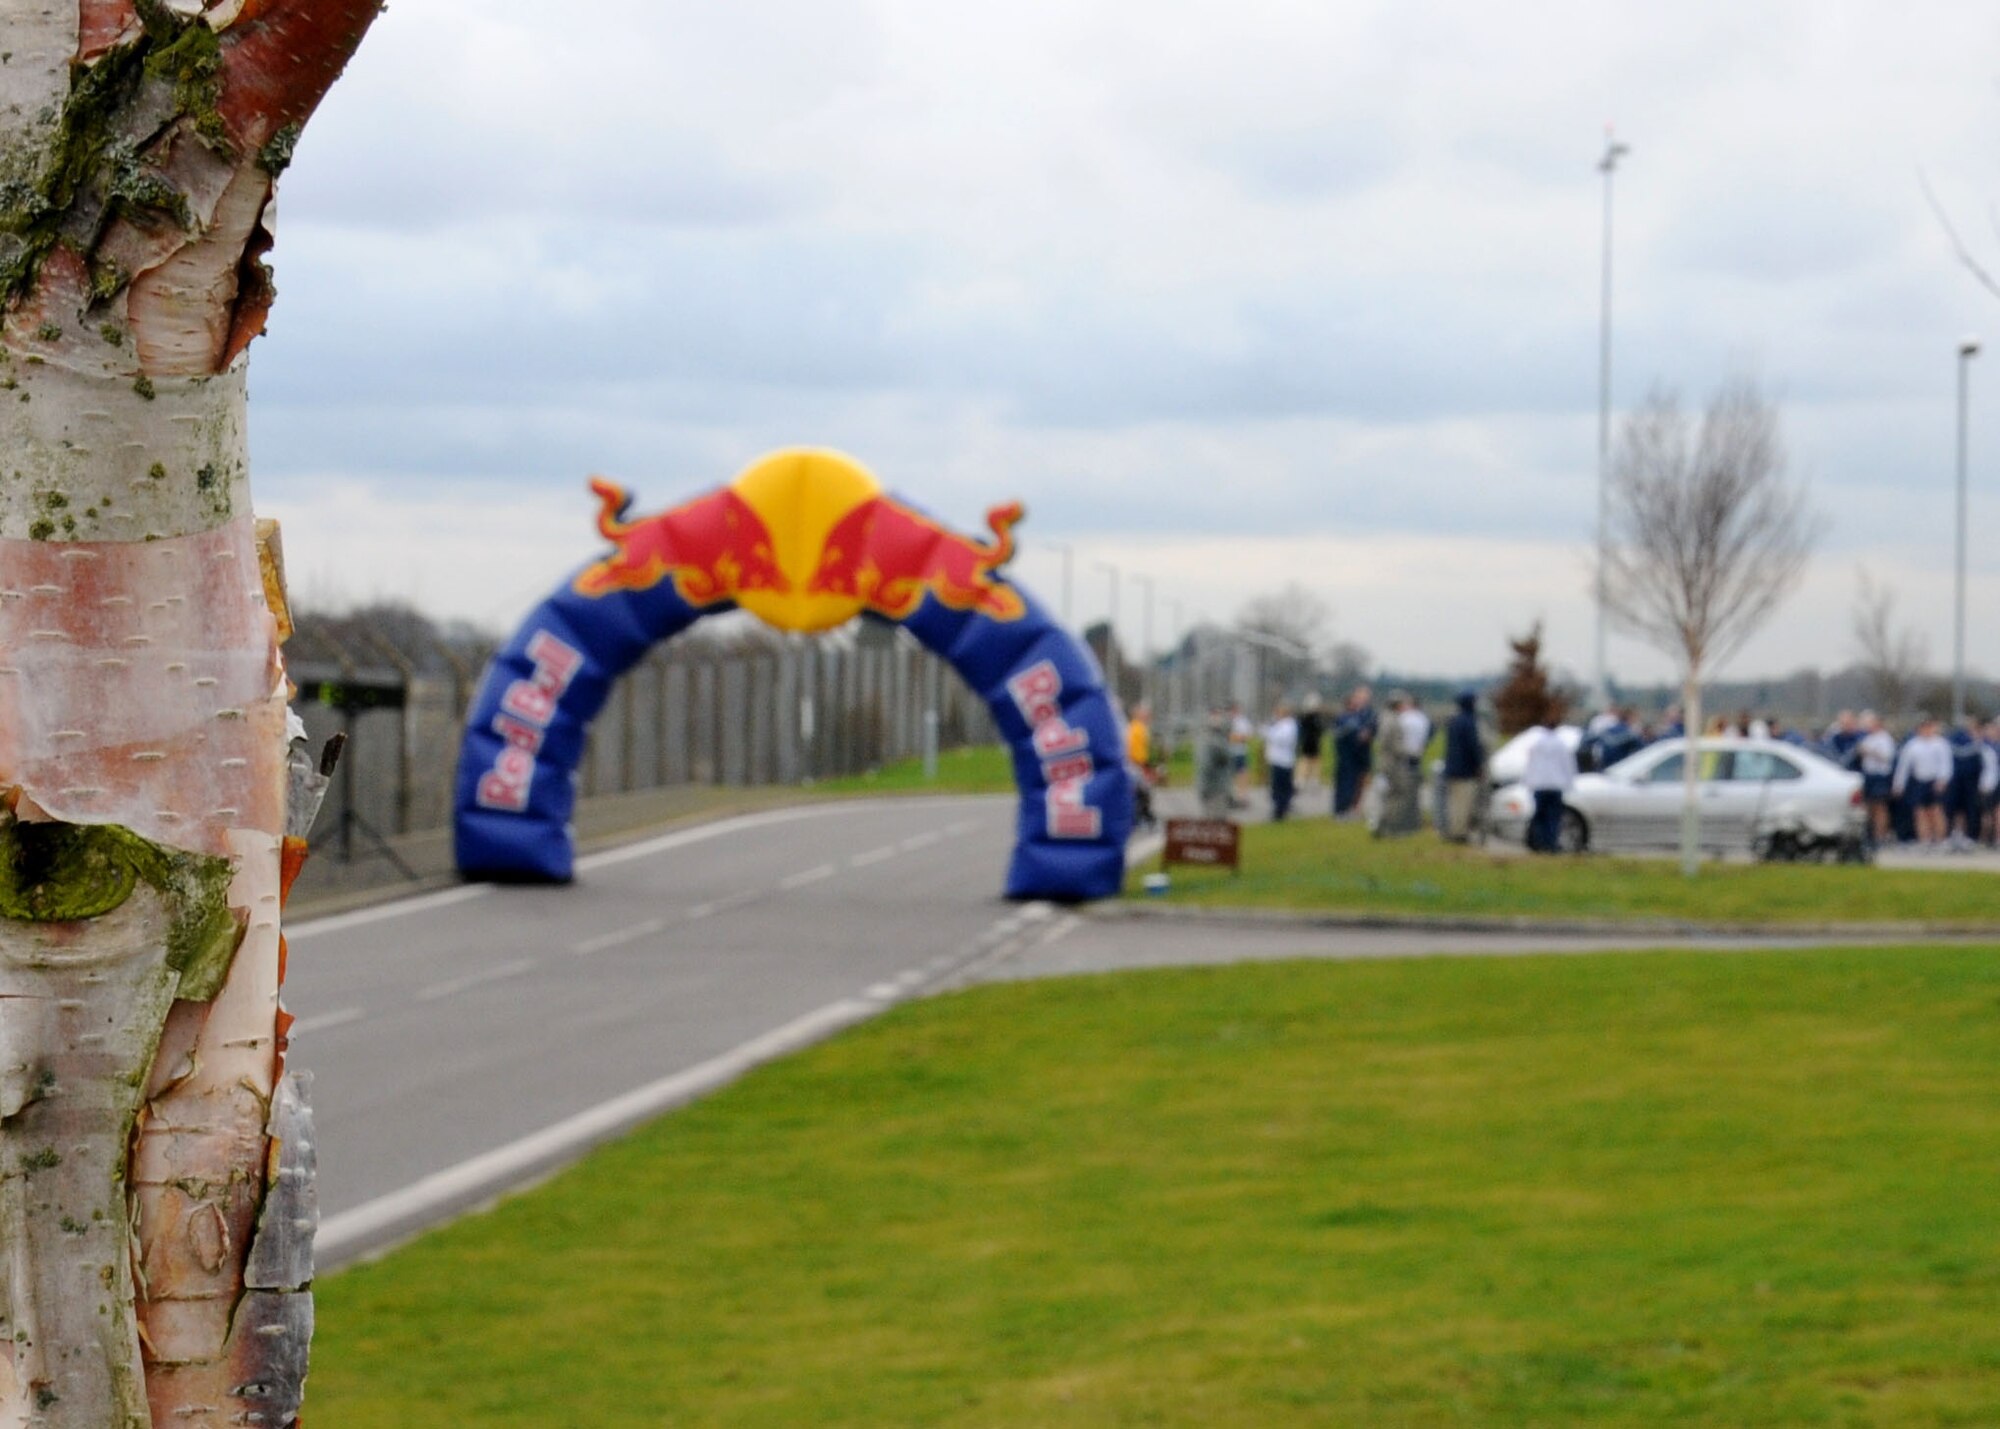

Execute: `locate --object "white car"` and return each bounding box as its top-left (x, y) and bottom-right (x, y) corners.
top-left (1487, 736), bottom-right (1865, 855)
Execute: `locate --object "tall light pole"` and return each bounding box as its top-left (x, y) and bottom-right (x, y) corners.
top-left (1043, 540), bottom-right (1074, 625)
top-left (1594, 128), bottom-right (1631, 714)
top-left (1095, 560), bottom-right (1121, 699)
top-left (1955, 335), bottom-right (1980, 726)
top-left (1134, 573), bottom-right (1155, 713)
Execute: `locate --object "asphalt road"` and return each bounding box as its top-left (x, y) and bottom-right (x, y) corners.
top-left (289, 793), bottom-right (1973, 1268)
top-left (288, 796), bottom-right (1045, 1264)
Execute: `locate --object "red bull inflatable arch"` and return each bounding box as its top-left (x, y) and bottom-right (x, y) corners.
top-left (453, 449), bottom-right (1133, 901)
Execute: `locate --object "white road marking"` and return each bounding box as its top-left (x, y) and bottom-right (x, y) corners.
top-left (1035, 914), bottom-right (1082, 949)
top-left (899, 831), bottom-right (940, 851)
top-left (779, 864), bottom-right (835, 890)
top-left (574, 807), bottom-right (837, 873)
top-left (692, 890), bottom-right (758, 919)
top-left (570, 919), bottom-right (665, 956)
top-left (318, 993), bottom-right (886, 1268)
top-left (416, 958), bottom-right (538, 1002)
top-left (288, 1007), bottom-right (364, 1036)
top-left (848, 846), bottom-right (897, 868)
top-left (285, 884), bottom-right (490, 943)
top-left (315, 897), bottom-right (1055, 1269)
top-left (290, 805), bottom-right (871, 943)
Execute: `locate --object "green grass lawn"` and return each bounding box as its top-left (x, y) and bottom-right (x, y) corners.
top-left (1136, 818), bottom-right (2000, 927)
top-left (813, 744), bottom-right (1192, 796)
top-left (811, 743), bottom-right (1019, 795)
top-left (311, 947), bottom-right (2000, 1426)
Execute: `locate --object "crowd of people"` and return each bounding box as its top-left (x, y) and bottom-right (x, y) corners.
top-left (1142, 687), bottom-right (2000, 857)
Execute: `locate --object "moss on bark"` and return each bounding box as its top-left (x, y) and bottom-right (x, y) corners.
top-left (0, 814), bottom-right (239, 999)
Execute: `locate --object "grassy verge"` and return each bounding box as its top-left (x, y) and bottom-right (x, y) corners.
top-left (1133, 817), bottom-right (2000, 926)
top-left (811, 745), bottom-right (1192, 797)
top-left (809, 743), bottom-right (1018, 795)
top-left (311, 947), bottom-right (2000, 1426)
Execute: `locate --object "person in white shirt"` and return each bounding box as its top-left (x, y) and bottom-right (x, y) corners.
top-left (1396, 694), bottom-right (1431, 772)
top-left (1262, 703), bottom-right (1300, 821)
top-left (1522, 717), bottom-right (1578, 853)
top-left (1855, 711), bottom-right (1897, 845)
top-left (1892, 716), bottom-right (1954, 849)
top-left (1984, 720), bottom-right (2000, 848)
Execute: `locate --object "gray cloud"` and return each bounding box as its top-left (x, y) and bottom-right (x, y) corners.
top-left (240, 0), bottom-right (2000, 672)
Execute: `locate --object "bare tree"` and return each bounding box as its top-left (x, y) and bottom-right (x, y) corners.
top-left (0, 4), bottom-right (380, 1425)
top-left (1326, 640), bottom-right (1373, 693)
top-left (1600, 378), bottom-right (1822, 874)
top-left (1236, 583), bottom-right (1331, 702)
top-left (1920, 170), bottom-right (2000, 302)
top-left (1850, 566), bottom-right (1930, 715)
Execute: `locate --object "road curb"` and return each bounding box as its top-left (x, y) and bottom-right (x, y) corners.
top-left (1090, 900), bottom-right (2000, 940)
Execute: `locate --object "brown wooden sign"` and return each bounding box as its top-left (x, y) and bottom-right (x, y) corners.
top-left (1163, 818), bottom-right (1241, 872)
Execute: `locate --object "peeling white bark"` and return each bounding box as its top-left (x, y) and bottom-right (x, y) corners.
top-left (2, 1), bottom-right (380, 1418)
top-left (0, 362), bottom-right (251, 541)
top-left (0, 5), bottom-right (77, 196)
top-left (0, 887), bottom-right (184, 1429)
top-left (133, 833), bottom-right (278, 1377)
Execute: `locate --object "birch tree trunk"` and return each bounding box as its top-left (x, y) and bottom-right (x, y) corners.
top-left (1679, 672), bottom-right (1703, 878)
top-left (0, 3), bottom-right (379, 1424)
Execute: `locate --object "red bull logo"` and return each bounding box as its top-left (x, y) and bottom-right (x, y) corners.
top-left (477, 631), bottom-right (582, 812)
top-left (569, 451), bottom-right (1027, 632)
top-left (807, 496), bottom-right (1026, 623)
top-left (1007, 658), bottom-right (1102, 839)
top-left (574, 479), bottom-right (789, 605)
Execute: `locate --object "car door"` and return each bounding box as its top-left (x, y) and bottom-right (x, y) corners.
top-left (1618, 749), bottom-right (1694, 849)
top-left (1616, 745), bottom-right (1737, 849)
top-left (1690, 747), bottom-right (1792, 849)
top-left (1726, 748), bottom-right (1807, 842)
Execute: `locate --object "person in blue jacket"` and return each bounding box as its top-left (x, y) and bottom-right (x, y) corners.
top-left (1440, 688), bottom-right (1487, 842)
top-left (1822, 710), bottom-right (1862, 766)
top-left (1331, 686), bottom-right (1378, 818)
top-left (1949, 720), bottom-right (1986, 851)
top-left (1594, 706), bottom-right (1643, 770)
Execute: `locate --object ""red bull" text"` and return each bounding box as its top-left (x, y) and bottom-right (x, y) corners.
top-left (1007, 659), bottom-right (1101, 838)
top-left (477, 631), bottom-right (582, 812)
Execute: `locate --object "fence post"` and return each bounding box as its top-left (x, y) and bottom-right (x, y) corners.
top-left (620, 667), bottom-right (638, 793)
top-left (359, 628), bottom-right (416, 836)
top-left (776, 644), bottom-right (799, 784)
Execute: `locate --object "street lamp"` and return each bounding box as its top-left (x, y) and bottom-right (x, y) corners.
top-left (1594, 128), bottom-right (1631, 714)
top-left (1134, 573), bottom-right (1155, 713)
top-left (1095, 560), bottom-right (1121, 697)
top-left (1042, 540), bottom-right (1074, 625)
top-left (1955, 334), bottom-right (1980, 725)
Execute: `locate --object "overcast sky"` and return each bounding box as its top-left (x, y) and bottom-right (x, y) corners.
top-left (252, 0), bottom-right (2000, 685)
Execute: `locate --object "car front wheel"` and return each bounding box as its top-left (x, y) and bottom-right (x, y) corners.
top-left (1558, 807), bottom-right (1589, 854)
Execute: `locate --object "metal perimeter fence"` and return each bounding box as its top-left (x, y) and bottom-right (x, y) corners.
top-left (288, 629), bottom-right (999, 867)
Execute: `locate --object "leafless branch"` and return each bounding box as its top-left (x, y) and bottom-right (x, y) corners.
top-left (1851, 566), bottom-right (1929, 713)
top-left (1920, 167), bottom-right (2000, 302)
top-left (1600, 376), bottom-right (1823, 681)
